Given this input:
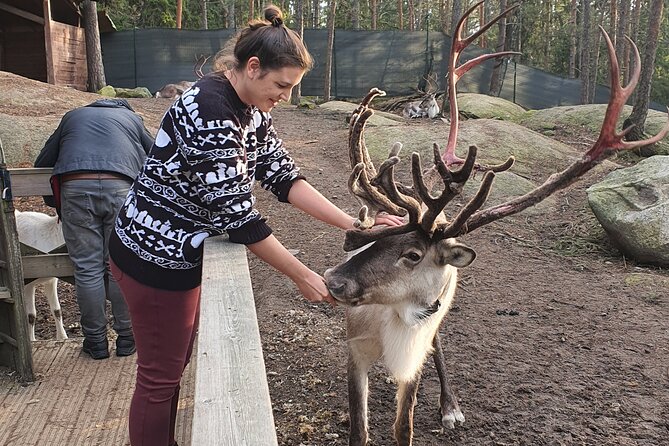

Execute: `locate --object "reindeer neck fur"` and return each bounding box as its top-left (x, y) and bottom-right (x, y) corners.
top-left (347, 264), bottom-right (459, 382)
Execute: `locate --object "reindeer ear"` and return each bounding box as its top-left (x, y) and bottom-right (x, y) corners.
top-left (436, 239), bottom-right (476, 268)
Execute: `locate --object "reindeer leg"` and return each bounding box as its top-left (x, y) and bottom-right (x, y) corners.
top-left (23, 281), bottom-right (37, 342)
top-left (348, 351), bottom-right (371, 446)
top-left (393, 373), bottom-right (421, 446)
top-left (44, 278), bottom-right (67, 341)
top-left (432, 332), bottom-right (465, 428)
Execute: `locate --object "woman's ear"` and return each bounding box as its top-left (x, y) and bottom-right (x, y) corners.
top-left (246, 56), bottom-right (261, 79)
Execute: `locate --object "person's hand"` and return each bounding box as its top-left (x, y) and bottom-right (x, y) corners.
top-left (373, 212), bottom-right (405, 227)
top-left (294, 269), bottom-right (338, 306)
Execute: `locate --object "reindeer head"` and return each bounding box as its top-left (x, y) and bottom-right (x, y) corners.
top-left (325, 88), bottom-right (501, 313)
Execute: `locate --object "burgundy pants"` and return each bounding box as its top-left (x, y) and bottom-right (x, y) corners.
top-left (111, 260), bottom-right (200, 446)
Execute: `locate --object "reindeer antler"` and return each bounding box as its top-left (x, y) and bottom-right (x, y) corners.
top-left (448, 26), bottom-right (669, 237)
top-left (194, 54), bottom-right (210, 79)
top-left (440, 1), bottom-right (520, 170)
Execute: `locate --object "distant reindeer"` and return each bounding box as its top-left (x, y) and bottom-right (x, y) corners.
top-left (324, 2), bottom-right (669, 446)
top-left (15, 210), bottom-right (68, 341)
top-left (402, 75), bottom-right (440, 119)
top-left (155, 54), bottom-right (210, 100)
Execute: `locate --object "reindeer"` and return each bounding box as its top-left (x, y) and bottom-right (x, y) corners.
top-left (155, 54), bottom-right (210, 100)
top-left (323, 2), bottom-right (669, 446)
top-left (402, 75), bottom-right (440, 119)
top-left (15, 210), bottom-right (68, 341)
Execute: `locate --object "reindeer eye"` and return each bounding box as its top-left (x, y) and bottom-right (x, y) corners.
top-left (403, 251), bottom-right (422, 262)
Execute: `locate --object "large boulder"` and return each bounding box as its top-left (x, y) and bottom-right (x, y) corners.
top-left (587, 156), bottom-right (669, 266)
top-left (458, 93), bottom-right (527, 122)
top-left (518, 104), bottom-right (669, 155)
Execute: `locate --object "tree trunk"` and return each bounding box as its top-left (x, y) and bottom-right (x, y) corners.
top-left (176, 0), bottom-right (183, 29)
top-left (351, 0), bottom-right (360, 29)
top-left (450, 0), bottom-right (462, 36)
top-left (478, 2), bottom-right (486, 48)
top-left (324, 0), bottom-right (337, 101)
top-left (249, 0), bottom-right (254, 21)
top-left (488, 0), bottom-right (507, 97)
top-left (440, 0), bottom-right (450, 34)
top-left (398, 0), bottom-right (404, 30)
top-left (542, 0), bottom-right (551, 67)
top-left (610, 0), bottom-right (617, 45)
top-left (628, 0), bottom-right (642, 101)
top-left (408, 0), bottom-right (415, 31)
top-left (568, 0), bottom-right (577, 78)
top-left (228, 0), bottom-right (236, 29)
top-left (291, 0), bottom-right (304, 105)
top-left (579, 0), bottom-right (592, 104)
top-left (588, 1), bottom-right (604, 104)
top-left (313, 0), bottom-right (320, 27)
top-left (81, 1), bottom-right (106, 92)
top-left (615, 0), bottom-right (630, 83)
top-left (370, 0), bottom-right (378, 30)
top-left (202, 0), bottom-right (208, 29)
top-left (624, 0), bottom-right (664, 145)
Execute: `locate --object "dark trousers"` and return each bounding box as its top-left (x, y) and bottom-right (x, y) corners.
top-left (111, 260), bottom-right (200, 446)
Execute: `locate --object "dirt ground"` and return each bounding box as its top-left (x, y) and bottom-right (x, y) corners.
top-left (4, 73), bottom-right (669, 445)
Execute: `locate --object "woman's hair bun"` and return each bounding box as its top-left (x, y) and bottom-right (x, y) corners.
top-left (264, 5), bottom-right (284, 27)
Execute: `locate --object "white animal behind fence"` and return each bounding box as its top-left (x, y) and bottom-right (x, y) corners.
top-left (402, 93), bottom-right (440, 119)
top-left (14, 210), bottom-right (68, 341)
top-left (402, 75), bottom-right (440, 119)
top-left (155, 55), bottom-right (210, 100)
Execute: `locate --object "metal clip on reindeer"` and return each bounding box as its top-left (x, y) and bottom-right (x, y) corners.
top-left (324, 2), bottom-right (669, 446)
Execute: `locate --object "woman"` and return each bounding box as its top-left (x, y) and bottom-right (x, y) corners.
top-left (109, 5), bottom-right (401, 445)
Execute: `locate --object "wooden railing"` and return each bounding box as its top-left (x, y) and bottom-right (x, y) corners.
top-left (192, 236), bottom-right (279, 445)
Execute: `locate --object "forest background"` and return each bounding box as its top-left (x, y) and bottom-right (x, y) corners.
top-left (94, 0), bottom-right (669, 108)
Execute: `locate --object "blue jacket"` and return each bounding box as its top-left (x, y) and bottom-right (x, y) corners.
top-left (34, 98), bottom-right (153, 179)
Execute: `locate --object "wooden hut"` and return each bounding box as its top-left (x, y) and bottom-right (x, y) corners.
top-left (0, 0), bottom-right (114, 91)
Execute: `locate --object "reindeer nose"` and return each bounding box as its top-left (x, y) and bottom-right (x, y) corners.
top-left (324, 268), bottom-right (350, 299)
top-left (327, 279), bottom-right (347, 298)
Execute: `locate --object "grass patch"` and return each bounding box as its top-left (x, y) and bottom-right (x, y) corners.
top-left (543, 211), bottom-right (618, 258)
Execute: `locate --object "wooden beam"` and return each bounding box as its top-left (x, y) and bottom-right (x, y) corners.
top-left (7, 168), bottom-right (53, 197)
top-left (0, 332), bottom-right (18, 347)
top-left (0, 2), bottom-right (45, 25)
top-left (0, 287), bottom-right (12, 303)
top-left (191, 236), bottom-right (278, 446)
top-left (0, 147), bottom-right (34, 381)
top-left (22, 254), bottom-right (74, 281)
top-left (43, 0), bottom-right (55, 84)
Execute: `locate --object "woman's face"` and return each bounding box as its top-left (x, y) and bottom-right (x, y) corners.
top-left (244, 57), bottom-right (305, 112)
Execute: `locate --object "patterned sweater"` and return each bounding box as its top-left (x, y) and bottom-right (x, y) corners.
top-left (110, 74), bottom-right (303, 290)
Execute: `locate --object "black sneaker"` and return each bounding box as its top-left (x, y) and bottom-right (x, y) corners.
top-left (82, 339), bottom-right (110, 360)
top-left (116, 334), bottom-right (136, 357)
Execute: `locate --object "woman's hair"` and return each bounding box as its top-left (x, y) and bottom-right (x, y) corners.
top-left (213, 5), bottom-right (313, 74)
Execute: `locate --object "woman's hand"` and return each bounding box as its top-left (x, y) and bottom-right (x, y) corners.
top-left (294, 269), bottom-right (337, 306)
top-left (373, 212), bottom-right (405, 227)
top-left (247, 235), bottom-right (336, 306)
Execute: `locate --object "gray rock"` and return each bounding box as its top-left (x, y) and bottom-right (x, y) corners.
top-left (587, 156), bottom-right (669, 266)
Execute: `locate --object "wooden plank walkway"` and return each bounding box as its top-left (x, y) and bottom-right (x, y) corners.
top-left (0, 338), bottom-right (195, 445)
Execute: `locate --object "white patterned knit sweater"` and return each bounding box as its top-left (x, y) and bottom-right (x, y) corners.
top-left (110, 74), bottom-right (303, 290)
